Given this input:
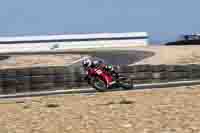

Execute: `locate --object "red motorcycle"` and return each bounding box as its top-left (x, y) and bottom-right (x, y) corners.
top-left (84, 66), bottom-right (133, 92)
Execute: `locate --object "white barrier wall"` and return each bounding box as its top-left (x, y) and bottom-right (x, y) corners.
top-left (0, 32), bottom-right (148, 53)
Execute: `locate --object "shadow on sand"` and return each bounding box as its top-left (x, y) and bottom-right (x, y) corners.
top-left (0, 56), bottom-right (10, 61)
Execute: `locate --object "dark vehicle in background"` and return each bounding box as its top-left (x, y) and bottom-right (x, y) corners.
top-left (165, 33), bottom-right (200, 45)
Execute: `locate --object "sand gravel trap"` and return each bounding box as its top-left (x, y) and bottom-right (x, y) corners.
top-left (1, 46), bottom-right (200, 132)
top-left (131, 45), bottom-right (200, 65)
top-left (0, 54), bottom-right (83, 69)
top-left (1, 85), bottom-right (200, 133)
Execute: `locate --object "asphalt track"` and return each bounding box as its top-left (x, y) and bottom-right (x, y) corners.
top-left (1, 49), bottom-right (199, 100)
top-left (0, 79), bottom-right (200, 99)
top-left (0, 49), bottom-right (155, 66)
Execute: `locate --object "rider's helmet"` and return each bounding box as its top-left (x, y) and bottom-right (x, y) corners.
top-left (82, 57), bottom-right (92, 68)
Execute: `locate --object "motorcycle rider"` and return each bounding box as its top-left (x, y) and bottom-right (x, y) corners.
top-left (82, 57), bottom-right (119, 79)
top-left (82, 57), bottom-right (92, 70)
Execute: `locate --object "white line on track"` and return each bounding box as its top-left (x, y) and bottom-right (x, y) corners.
top-left (1, 80), bottom-right (200, 99)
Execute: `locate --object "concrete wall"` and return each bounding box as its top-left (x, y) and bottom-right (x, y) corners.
top-left (0, 32), bottom-right (148, 42)
top-left (0, 64), bottom-right (200, 94)
top-left (0, 39), bottom-right (148, 53)
top-left (0, 32), bottom-right (148, 53)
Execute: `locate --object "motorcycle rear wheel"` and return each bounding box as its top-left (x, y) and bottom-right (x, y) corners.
top-left (120, 82), bottom-right (133, 90)
top-left (117, 77), bottom-right (133, 90)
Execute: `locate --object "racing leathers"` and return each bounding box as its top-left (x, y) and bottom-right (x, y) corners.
top-left (91, 60), bottom-right (119, 79)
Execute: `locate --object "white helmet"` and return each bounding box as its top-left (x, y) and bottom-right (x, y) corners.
top-left (82, 57), bottom-right (92, 68)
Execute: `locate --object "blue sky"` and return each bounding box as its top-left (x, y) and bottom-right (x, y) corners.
top-left (0, 0), bottom-right (200, 43)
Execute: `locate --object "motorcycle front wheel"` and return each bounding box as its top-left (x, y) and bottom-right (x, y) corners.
top-left (91, 77), bottom-right (107, 92)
